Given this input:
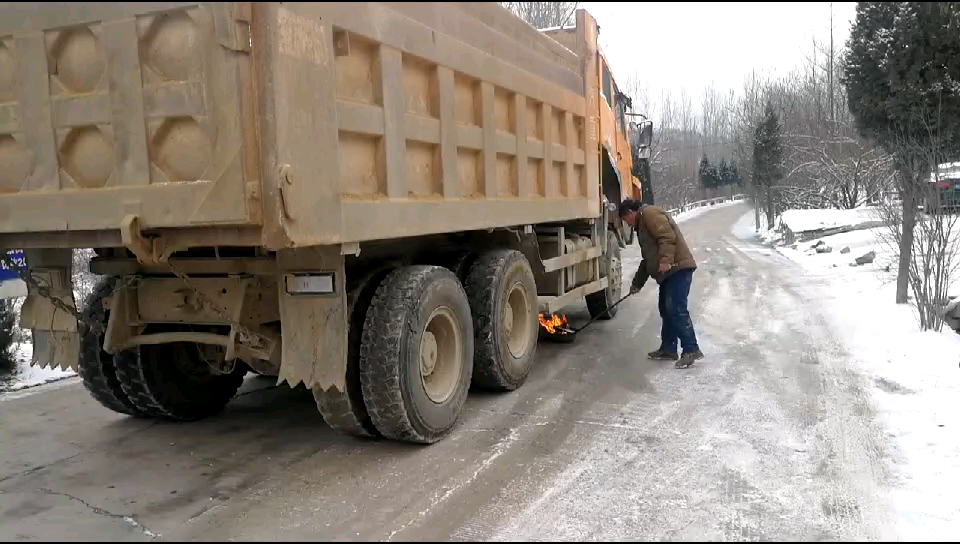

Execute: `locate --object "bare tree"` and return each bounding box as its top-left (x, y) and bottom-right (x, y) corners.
top-left (875, 127), bottom-right (960, 331)
top-left (908, 205), bottom-right (960, 331)
top-left (788, 132), bottom-right (895, 209)
top-left (876, 188), bottom-right (960, 332)
top-left (711, 34), bottom-right (897, 230)
top-left (621, 36), bottom-right (888, 216)
top-left (72, 249), bottom-right (99, 310)
top-left (623, 74), bottom-right (657, 122)
top-left (500, 2), bottom-right (578, 29)
top-left (649, 89), bottom-right (703, 210)
top-left (729, 70), bottom-right (771, 228)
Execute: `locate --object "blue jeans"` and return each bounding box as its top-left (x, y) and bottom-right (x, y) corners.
top-left (658, 268), bottom-right (699, 354)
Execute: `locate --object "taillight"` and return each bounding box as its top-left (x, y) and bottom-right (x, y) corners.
top-left (939, 181), bottom-right (951, 189)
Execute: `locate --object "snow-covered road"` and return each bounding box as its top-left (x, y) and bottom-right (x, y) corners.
top-left (766, 207), bottom-right (960, 540)
top-left (0, 203), bottom-right (913, 540)
top-left (489, 203), bottom-right (897, 541)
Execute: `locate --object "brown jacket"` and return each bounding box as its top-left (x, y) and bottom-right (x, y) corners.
top-left (634, 205), bottom-right (697, 284)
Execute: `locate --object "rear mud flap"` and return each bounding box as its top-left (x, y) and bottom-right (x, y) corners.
top-left (275, 246), bottom-right (348, 392)
top-left (19, 265), bottom-right (80, 372)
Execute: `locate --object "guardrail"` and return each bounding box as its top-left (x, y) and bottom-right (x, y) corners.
top-left (666, 193), bottom-right (746, 216)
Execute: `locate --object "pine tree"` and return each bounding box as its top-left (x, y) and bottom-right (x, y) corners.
top-left (731, 161), bottom-right (744, 187)
top-left (698, 155), bottom-right (712, 191)
top-left (718, 159), bottom-right (731, 187)
top-left (752, 102), bottom-right (784, 226)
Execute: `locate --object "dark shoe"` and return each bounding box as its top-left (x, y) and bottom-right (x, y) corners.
top-left (648, 349), bottom-right (679, 361)
top-left (675, 350), bottom-right (704, 369)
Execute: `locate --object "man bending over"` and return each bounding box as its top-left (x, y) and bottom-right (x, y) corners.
top-left (619, 198), bottom-right (704, 369)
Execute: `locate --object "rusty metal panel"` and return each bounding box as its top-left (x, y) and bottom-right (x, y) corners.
top-left (0, 2), bottom-right (260, 234)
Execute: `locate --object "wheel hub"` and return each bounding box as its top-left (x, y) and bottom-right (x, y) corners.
top-left (420, 330), bottom-right (438, 376)
top-left (419, 306), bottom-right (462, 404)
top-left (504, 282), bottom-right (532, 358)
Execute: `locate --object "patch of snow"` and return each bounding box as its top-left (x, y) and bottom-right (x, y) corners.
top-left (732, 210), bottom-right (765, 241)
top-left (0, 341), bottom-right (75, 393)
top-left (778, 207), bottom-right (882, 234)
top-left (745, 208), bottom-right (960, 540)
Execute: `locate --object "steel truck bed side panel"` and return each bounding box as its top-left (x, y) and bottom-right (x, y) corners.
top-left (259, 2), bottom-right (601, 247)
top-left (0, 2), bottom-right (260, 235)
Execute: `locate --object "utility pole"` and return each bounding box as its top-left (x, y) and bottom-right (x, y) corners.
top-left (752, 68), bottom-right (760, 232)
top-left (829, 2), bottom-right (834, 125)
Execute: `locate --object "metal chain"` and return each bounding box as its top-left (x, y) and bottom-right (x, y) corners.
top-left (0, 250), bottom-right (102, 335)
top-left (159, 259), bottom-right (275, 356)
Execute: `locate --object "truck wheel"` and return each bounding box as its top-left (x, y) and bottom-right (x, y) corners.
top-left (115, 339), bottom-right (246, 421)
top-left (314, 272), bottom-right (385, 439)
top-left (463, 249), bottom-right (538, 391)
top-left (585, 233), bottom-right (622, 320)
top-left (77, 278), bottom-right (147, 418)
top-left (359, 265), bottom-right (473, 444)
top-left (426, 251), bottom-right (477, 284)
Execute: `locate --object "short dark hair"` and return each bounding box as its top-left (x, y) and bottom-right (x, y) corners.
top-left (618, 198), bottom-right (642, 218)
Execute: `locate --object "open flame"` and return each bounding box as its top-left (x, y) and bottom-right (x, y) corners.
top-left (538, 312), bottom-right (570, 335)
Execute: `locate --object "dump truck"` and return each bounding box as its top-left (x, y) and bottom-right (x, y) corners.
top-left (0, 2), bottom-right (649, 444)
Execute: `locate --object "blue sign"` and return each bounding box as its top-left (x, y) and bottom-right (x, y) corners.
top-left (0, 250), bottom-right (26, 282)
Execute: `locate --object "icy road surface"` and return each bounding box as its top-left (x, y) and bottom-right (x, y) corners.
top-left (0, 203), bottom-right (897, 541)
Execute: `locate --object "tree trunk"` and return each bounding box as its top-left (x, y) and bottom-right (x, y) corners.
top-left (754, 184), bottom-right (761, 231)
top-left (765, 185), bottom-right (775, 229)
top-left (896, 175), bottom-right (916, 305)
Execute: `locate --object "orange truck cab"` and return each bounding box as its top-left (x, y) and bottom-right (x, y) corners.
top-left (541, 19), bottom-right (653, 243)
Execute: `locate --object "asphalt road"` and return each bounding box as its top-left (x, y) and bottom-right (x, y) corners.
top-left (0, 203), bottom-right (899, 542)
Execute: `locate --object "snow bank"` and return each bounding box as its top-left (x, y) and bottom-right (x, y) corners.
top-left (0, 342), bottom-right (76, 393)
top-left (778, 207), bottom-right (883, 234)
top-left (745, 208), bottom-right (960, 539)
top-left (1, 345), bottom-right (78, 394)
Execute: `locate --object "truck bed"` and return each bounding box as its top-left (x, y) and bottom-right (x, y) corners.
top-left (0, 2), bottom-right (259, 236)
top-left (0, 2), bottom-right (601, 250)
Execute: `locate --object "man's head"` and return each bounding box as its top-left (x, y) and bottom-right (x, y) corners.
top-left (618, 198), bottom-right (643, 225)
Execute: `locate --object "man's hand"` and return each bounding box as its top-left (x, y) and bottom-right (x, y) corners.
top-left (658, 261), bottom-right (671, 274)
top-left (631, 262), bottom-right (649, 295)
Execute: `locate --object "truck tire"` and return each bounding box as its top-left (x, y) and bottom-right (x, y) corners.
top-left (463, 249), bottom-right (538, 391)
top-left (114, 340), bottom-right (246, 421)
top-left (314, 272), bottom-right (385, 439)
top-left (585, 233), bottom-right (622, 320)
top-left (77, 278), bottom-right (147, 418)
top-left (359, 265), bottom-right (474, 444)
top-left (432, 251), bottom-right (477, 284)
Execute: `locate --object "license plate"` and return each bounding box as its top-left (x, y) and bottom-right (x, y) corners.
top-left (955, 183), bottom-right (960, 190)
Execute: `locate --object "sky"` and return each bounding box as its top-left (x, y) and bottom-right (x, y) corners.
top-left (578, 2), bottom-right (857, 113)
